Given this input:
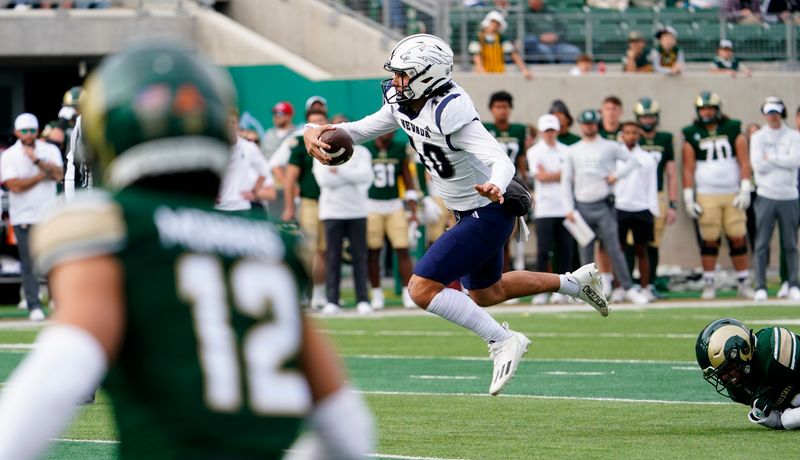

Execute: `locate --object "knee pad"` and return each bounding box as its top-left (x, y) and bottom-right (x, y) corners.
top-left (701, 240), bottom-right (720, 256)
top-left (728, 238), bottom-right (748, 256)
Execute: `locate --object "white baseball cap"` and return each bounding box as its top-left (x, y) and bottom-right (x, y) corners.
top-left (763, 102), bottom-right (784, 115)
top-left (14, 113), bottom-right (38, 131)
top-left (719, 39), bottom-right (733, 50)
top-left (537, 114), bottom-right (560, 132)
top-left (480, 10), bottom-right (508, 34)
top-left (305, 95), bottom-right (328, 112)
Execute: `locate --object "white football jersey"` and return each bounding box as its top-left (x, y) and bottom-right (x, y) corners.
top-left (338, 83), bottom-right (514, 211)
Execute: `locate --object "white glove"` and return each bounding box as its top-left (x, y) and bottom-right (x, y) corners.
top-left (781, 406), bottom-right (800, 430)
top-left (732, 179), bottom-right (752, 210)
top-left (682, 188), bottom-right (703, 219)
top-left (748, 406), bottom-right (784, 429)
top-left (419, 196), bottom-right (443, 225)
top-left (407, 221), bottom-right (421, 248)
top-left (58, 106), bottom-right (77, 121)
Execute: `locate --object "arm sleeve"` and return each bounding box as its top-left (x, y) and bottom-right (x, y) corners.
top-left (651, 50), bottom-right (669, 75)
top-left (336, 104), bottom-right (398, 145)
top-left (561, 153), bottom-right (576, 214)
top-left (312, 161), bottom-right (345, 188)
top-left (648, 160), bottom-right (660, 217)
top-left (47, 143), bottom-right (64, 167)
top-left (0, 150), bottom-right (18, 182)
top-left (449, 120), bottom-right (515, 193)
top-left (613, 145), bottom-right (640, 179)
top-left (769, 133), bottom-right (800, 169)
top-left (0, 325), bottom-right (108, 460)
top-left (247, 143), bottom-right (272, 178)
top-left (750, 132), bottom-right (774, 175)
top-left (270, 135), bottom-right (298, 168)
top-left (526, 146), bottom-right (539, 179)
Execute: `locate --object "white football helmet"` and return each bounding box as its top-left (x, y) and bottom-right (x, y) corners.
top-left (382, 34), bottom-right (454, 105)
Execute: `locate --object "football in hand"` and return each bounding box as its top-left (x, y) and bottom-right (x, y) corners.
top-left (318, 128), bottom-right (354, 166)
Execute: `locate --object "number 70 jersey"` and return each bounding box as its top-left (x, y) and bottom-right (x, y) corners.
top-left (682, 118), bottom-right (742, 194)
top-left (339, 83), bottom-right (512, 211)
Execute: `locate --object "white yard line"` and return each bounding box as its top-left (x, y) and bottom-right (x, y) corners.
top-left (52, 438), bottom-right (119, 444)
top-left (360, 390), bottom-right (731, 406)
top-left (344, 354), bottom-right (696, 365)
top-left (542, 371), bottom-right (611, 376)
top-left (324, 330), bottom-right (696, 339)
top-left (410, 375), bottom-right (478, 380)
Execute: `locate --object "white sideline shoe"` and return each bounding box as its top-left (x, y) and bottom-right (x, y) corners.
top-left (610, 288), bottom-right (626, 303)
top-left (402, 288), bottom-right (417, 309)
top-left (549, 293), bottom-right (567, 304)
top-left (29, 308), bottom-right (45, 322)
top-left (753, 289), bottom-right (768, 302)
top-left (533, 293), bottom-right (549, 305)
top-left (356, 301), bottom-right (373, 315)
top-left (789, 287), bottom-right (800, 302)
top-left (701, 286), bottom-right (716, 300)
top-left (371, 288), bottom-right (385, 310)
top-left (738, 283), bottom-right (755, 300)
top-left (567, 263), bottom-right (609, 317)
top-left (625, 288), bottom-right (649, 305)
top-left (777, 281), bottom-right (790, 299)
top-left (321, 303), bottom-right (341, 315)
top-left (488, 322), bottom-right (531, 396)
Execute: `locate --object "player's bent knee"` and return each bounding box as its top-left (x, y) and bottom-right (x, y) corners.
top-left (408, 275), bottom-right (442, 309)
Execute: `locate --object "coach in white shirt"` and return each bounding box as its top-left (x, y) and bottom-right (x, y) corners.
top-left (750, 98), bottom-right (800, 301)
top-left (1, 113), bottom-right (63, 321)
top-left (313, 144), bottom-right (373, 315)
top-left (614, 122), bottom-right (659, 297)
top-left (216, 136), bottom-right (273, 213)
top-left (527, 115), bottom-right (573, 304)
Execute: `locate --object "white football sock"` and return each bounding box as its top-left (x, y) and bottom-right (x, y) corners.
top-left (313, 284), bottom-right (325, 298)
top-left (703, 272), bottom-right (715, 285)
top-left (426, 288), bottom-right (511, 343)
top-left (557, 274), bottom-right (580, 297)
top-left (737, 270), bottom-right (750, 284)
top-left (600, 272), bottom-right (613, 295)
top-left (371, 287), bottom-right (383, 299)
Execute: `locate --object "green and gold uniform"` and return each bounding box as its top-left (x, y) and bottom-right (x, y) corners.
top-left (682, 119), bottom-right (742, 194)
top-left (730, 327), bottom-right (800, 416)
top-left (557, 132), bottom-right (581, 146)
top-left (639, 132), bottom-right (674, 193)
top-left (599, 125), bottom-right (621, 142)
top-left (287, 135), bottom-right (320, 200)
top-left (33, 188), bottom-right (311, 459)
top-left (483, 122), bottom-right (527, 171)
top-left (365, 138), bottom-right (408, 201)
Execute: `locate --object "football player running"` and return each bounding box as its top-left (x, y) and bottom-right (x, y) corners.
top-left (304, 34), bottom-right (608, 396)
top-left (696, 318), bottom-right (800, 430)
top-left (0, 42), bottom-right (373, 459)
top-left (682, 92), bottom-right (753, 299)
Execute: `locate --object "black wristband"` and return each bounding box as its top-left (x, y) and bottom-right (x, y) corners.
top-left (669, 201), bottom-right (678, 210)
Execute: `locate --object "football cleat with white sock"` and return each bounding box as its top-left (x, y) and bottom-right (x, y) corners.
top-left (567, 263), bottom-right (609, 316)
top-left (488, 322), bottom-right (531, 396)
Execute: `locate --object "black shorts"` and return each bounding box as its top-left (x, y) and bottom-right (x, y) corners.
top-left (617, 209), bottom-right (654, 246)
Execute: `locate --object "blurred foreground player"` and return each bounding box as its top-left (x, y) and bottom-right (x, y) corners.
top-left (304, 34), bottom-right (609, 396)
top-left (0, 42), bottom-right (373, 460)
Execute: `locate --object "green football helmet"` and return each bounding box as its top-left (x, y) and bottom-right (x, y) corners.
top-left (63, 86), bottom-right (85, 108)
top-left (695, 318), bottom-right (754, 400)
top-left (633, 97), bottom-right (660, 132)
top-left (695, 91), bottom-right (722, 124)
top-left (80, 41), bottom-right (236, 191)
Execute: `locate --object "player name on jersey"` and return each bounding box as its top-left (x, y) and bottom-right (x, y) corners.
top-left (400, 119), bottom-right (432, 139)
top-left (154, 206), bottom-right (285, 259)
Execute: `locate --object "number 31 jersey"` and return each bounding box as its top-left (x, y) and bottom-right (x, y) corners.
top-left (682, 119), bottom-right (742, 194)
top-left (31, 188), bottom-right (311, 459)
top-left (339, 83), bottom-right (514, 212)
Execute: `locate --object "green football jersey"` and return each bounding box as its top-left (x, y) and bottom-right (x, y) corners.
top-left (681, 119), bottom-right (742, 162)
top-left (287, 135), bottom-right (321, 200)
top-left (639, 131), bottom-right (674, 192)
top-left (599, 124), bottom-right (621, 142)
top-left (33, 188), bottom-right (311, 459)
top-left (749, 327), bottom-right (800, 415)
top-left (364, 138), bottom-right (409, 201)
top-left (557, 132), bottom-right (581, 146)
top-left (483, 122), bottom-right (527, 167)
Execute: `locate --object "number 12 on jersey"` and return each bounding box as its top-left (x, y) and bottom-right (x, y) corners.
top-left (178, 254), bottom-right (311, 416)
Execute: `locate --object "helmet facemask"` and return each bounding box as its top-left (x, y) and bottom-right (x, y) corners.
top-left (701, 339), bottom-right (753, 399)
top-left (381, 34), bottom-right (454, 106)
top-left (696, 320), bottom-right (754, 401)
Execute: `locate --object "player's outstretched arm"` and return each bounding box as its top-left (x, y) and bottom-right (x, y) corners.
top-left (0, 256), bottom-right (124, 460)
top-left (301, 317), bottom-right (375, 459)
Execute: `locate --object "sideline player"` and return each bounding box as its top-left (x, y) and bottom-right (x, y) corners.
top-left (304, 34), bottom-right (608, 396)
top-left (696, 318), bottom-right (800, 430)
top-left (0, 42), bottom-right (373, 459)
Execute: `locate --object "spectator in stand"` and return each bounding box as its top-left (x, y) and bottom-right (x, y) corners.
top-left (622, 31), bottom-right (654, 73)
top-left (313, 141), bottom-right (374, 315)
top-left (1, 113), bottom-right (63, 321)
top-left (549, 99), bottom-right (580, 146)
top-left (468, 11), bottom-right (532, 79)
top-left (570, 54), bottom-right (595, 76)
top-left (761, 0), bottom-right (800, 23)
top-left (750, 97), bottom-right (800, 301)
top-left (528, 115), bottom-right (573, 305)
top-left (651, 26), bottom-right (684, 76)
top-left (524, 0), bottom-right (582, 64)
top-left (262, 101), bottom-right (295, 158)
top-left (710, 40), bottom-right (753, 77)
top-left (614, 122), bottom-right (660, 300)
top-left (722, 0), bottom-right (762, 23)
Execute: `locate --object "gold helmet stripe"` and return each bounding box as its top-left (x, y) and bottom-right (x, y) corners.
top-left (707, 324), bottom-right (751, 368)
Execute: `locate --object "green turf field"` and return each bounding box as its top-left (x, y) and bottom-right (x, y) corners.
top-left (1, 303), bottom-right (799, 459)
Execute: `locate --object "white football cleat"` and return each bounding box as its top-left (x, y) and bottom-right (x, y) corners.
top-left (610, 288), bottom-right (626, 303)
top-left (753, 289), bottom-right (768, 302)
top-left (321, 303), bottom-right (341, 315)
top-left (370, 288), bottom-right (385, 310)
top-left (488, 322), bottom-right (531, 396)
top-left (568, 263), bottom-right (609, 316)
top-left (701, 286), bottom-right (716, 300)
top-left (788, 287), bottom-right (800, 302)
top-left (777, 281), bottom-right (790, 299)
top-left (401, 287), bottom-right (416, 309)
top-left (549, 292), bottom-right (567, 304)
top-left (625, 288), bottom-right (649, 305)
top-left (533, 293), bottom-right (549, 305)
